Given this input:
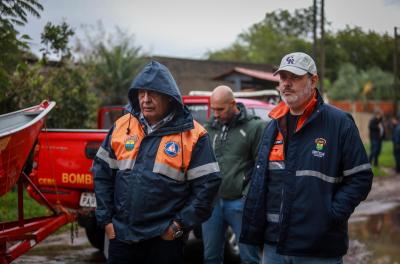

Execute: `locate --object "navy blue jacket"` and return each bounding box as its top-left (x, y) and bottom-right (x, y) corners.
top-left (240, 90), bottom-right (373, 257)
top-left (93, 61), bottom-right (221, 241)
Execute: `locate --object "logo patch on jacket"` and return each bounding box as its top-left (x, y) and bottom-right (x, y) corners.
top-left (125, 135), bottom-right (138, 151)
top-left (165, 141), bottom-right (180, 157)
top-left (312, 138), bottom-right (326, 158)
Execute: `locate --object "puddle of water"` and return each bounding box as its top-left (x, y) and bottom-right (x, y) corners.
top-left (348, 203), bottom-right (400, 264)
top-left (12, 228), bottom-right (106, 264)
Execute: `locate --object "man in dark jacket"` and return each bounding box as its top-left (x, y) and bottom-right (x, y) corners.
top-left (240, 52), bottom-right (373, 264)
top-left (368, 109), bottom-right (385, 166)
top-left (93, 61), bottom-right (221, 264)
top-left (202, 85), bottom-right (264, 264)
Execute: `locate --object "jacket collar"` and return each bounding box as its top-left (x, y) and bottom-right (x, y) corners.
top-left (208, 102), bottom-right (247, 129)
top-left (269, 89), bottom-right (322, 132)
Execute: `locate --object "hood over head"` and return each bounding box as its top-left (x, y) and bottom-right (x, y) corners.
top-left (128, 60), bottom-right (183, 113)
top-left (127, 60), bottom-right (193, 134)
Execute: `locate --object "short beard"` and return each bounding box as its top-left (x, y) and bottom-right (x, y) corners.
top-left (281, 79), bottom-right (313, 108)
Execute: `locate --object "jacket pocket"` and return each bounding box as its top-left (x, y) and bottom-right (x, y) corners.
top-left (114, 170), bottom-right (132, 217)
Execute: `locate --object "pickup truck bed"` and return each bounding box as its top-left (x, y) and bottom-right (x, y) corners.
top-left (28, 129), bottom-right (107, 209)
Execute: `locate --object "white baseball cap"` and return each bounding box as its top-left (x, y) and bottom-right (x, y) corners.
top-left (273, 52), bottom-right (317, 76)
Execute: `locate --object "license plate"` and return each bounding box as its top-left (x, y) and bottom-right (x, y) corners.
top-left (79, 192), bottom-right (97, 208)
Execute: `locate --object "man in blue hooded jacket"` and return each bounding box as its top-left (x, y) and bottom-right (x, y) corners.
top-left (240, 52), bottom-right (373, 264)
top-left (93, 61), bottom-right (221, 264)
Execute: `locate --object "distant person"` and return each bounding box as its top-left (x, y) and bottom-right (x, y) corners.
top-left (201, 85), bottom-right (265, 264)
top-left (392, 116), bottom-right (400, 173)
top-left (369, 109), bottom-right (385, 166)
top-left (93, 61), bottom-right (221, 264)
top-left (240, 52), bottom-right (373, 264)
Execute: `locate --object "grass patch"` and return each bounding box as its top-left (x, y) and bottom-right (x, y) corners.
top-left (364, 140), bottom-right (395, 177)
top-left (0, 186), bottom-right (51, 222)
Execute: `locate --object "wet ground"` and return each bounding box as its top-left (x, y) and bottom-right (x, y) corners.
top-left (13, 204), bottom-right (400, 264)
top-left (12, 174), bottom-right (400, 264)
top-left (12, 229), bottom-right (208, 264)
top-left (12, 228), bottom-right (106, 264)
top-left (346, 202), bottom-right (400, 264)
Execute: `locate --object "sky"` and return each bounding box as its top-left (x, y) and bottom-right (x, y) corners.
top-left (19, 0), bottom-right (400, 59)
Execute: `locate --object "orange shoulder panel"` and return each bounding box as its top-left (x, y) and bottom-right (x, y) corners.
top-left (155, 120), bottom-right (206, 173)
top-left (111, 114), bottom-right (145, 161)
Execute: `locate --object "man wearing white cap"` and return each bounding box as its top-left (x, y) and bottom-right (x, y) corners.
top-left (240, 52), bottom-right (373, 263)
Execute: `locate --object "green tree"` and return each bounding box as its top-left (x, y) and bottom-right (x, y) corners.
top-left (206, 41), bottom-right (249, 62)
top-left (360, 67), bottom-right (394, 100)
top-left (0, 0), bottom-right (43, 26)
top-left (41, 65), bottom-right (98, 128)
top-left (7, 62), bottom-right (98, 128)
top-left (0, 0), bottom-right (43, 114)
top-left (40, 21), bottom-right (75, 62)
top-left (328, 63), bottom-right (394, 102)
top-left (3, 20), bottom-right (98, 128)
top-left (328, 27), bottom-right (393, 73)
top-left (328, 63), bottom-right (362, 101)
top-left (77, 24), bottom-right (146, 105)
top-left (207, 7), bottom-right (315, 64)
top-left (260, 7), bottom-right (315, 39)
top-left (0, 0), bottom-right (43, 70)
top-left (205, 6), bottom-right (396, 94)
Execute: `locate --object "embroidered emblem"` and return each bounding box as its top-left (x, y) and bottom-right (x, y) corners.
top-left (165, 141), bottom-right (180, 157)
top-left (315, 138), bottom-right (326, 151)
top-left (286, 56), bottom-right (295, 64)
top-left (312, 138), bottom-right (327, 158)
top-left (125, 135), bottom-right (138, 151)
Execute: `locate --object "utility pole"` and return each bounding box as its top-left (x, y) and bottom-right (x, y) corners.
top-left (394, 27), bottom-right (399, 116)
top-left (319, 0), bottom-right (325, 95)
top-left (313, 0), bottom-right (325, 96)
top-left (313, 0), bottom-right (317, 60)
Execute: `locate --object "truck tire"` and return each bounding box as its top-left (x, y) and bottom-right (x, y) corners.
top-left (78, 214), bottom-right (105, 251)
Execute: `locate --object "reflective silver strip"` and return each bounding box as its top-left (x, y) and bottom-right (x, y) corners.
top-left (267, 213), bottom-right (280, 223)
top-left (96, 147), bottom-right (136, 170)
top-left (117, 159), bottom-right (136, 170)
top-left (343, 163), bottom-right (371, 176)
top-left (187, 162), bottom-right (220, 180)
top-left (96, 146), bottom-right (118, 169)
top-left (296, 170), bottom-right (342, 183)
top-left (153, 163), bottom-right (185, 181)
top-left (269, 161), bottom-right (285, 170)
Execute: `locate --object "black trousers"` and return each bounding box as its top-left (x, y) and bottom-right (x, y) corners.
top-left (108, 237), bottom-right (184, 264)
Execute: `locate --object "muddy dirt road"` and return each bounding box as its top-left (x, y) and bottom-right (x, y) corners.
top-left (12, 173), bottom-right (400, 264)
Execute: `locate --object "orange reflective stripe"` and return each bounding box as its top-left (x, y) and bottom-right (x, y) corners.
top-left (269, 132), bottom-right (284, 161)
top-left (155, 120), bottom-right (206, 175)
top-left (111, 114), bottom-right (145, 163)
top-left (296, 90), bottom-right (317, 132)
